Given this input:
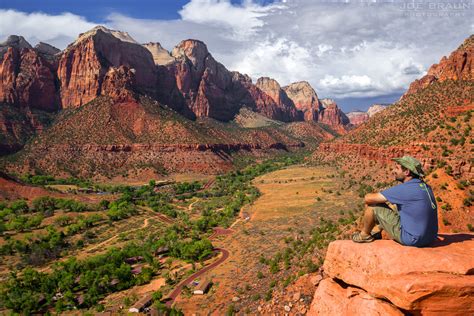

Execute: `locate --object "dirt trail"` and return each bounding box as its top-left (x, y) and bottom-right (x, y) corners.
top-left (85, 206), bottom-right (174, 254)
top-left (138, 206), bottom-right (174, 224)
top-left (188, 199), bottom-right (200, 211)
top-left (86, 216), bottom-right (153, 253)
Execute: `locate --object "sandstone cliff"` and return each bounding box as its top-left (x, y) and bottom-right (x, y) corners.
top-left (345, 111), bottom-right (368, 126)
top-left (346, 104), bottom-right (389, 126)
top-left (143, 42), bottom-right (176, 66)
top-left (309, 235), bottom-right (474, 315)
top-left (0, 36), bottom-right (59, 154)
top-left (404, 35), bottom-right (473, 97)
top-left (155, 40), bottom-right (306, 122)
top-left (57, 26), bottom-right (156, 108)
top-left (0, 35), bottom-right (58, 111)
top-left (165, 39), bottom-right (239, 120)
top-left (256, 77), bottom-right (302, 122)
top-left (1, 27), bottom-right (345, 126)
top-left (318, 99), bottom-right (349, 131)
top-left (283, 81), bottom-right (319, 121)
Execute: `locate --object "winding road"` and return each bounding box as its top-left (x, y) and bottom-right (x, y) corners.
top-left (165, 247), bottom-right (229, 307)
top-left (165, 227), bottom-right (234, 306)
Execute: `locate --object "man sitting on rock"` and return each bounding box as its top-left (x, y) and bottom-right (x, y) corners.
top-left (352, 156), bottom-right (438, 247)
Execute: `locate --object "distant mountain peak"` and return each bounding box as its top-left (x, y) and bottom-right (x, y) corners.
top-left (0, 35), bottom-right (32, 49)
top-left (143, 42), bottom-right (175, 65)
top-left (72, 25), bottom-right (138, 47)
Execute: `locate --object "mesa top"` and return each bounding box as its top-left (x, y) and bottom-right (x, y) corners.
top-left (381, 178), bottom-right (438, 247)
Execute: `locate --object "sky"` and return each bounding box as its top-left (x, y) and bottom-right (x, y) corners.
top-left (0, 0), bottom-right (472, 112)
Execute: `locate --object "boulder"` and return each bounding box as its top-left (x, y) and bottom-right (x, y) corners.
top-left (309, 234), bottom-right (474, 315)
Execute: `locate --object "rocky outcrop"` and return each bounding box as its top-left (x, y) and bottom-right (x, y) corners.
top-left (367, 103), bottom-right (389, 117)
top-left (0, 35), bottom-right (32, 59)
top-left (346, 104), bottom-right (389, 126)
top-left (283, 81), bottom-right (319, 121)
top-left (346, 111), bottom-right (369, 126)
top-left (318, 99), bottom-right (349, 130)
top-left (256, 77), bottom-right (302, 122)
top-left (404, 35), bottom-right (473, 97)
top-left (229, 72), bottom-right (291, 121)
top-left (157, 40), bottom-right (304, 122)
top-left (309, 235), bottom-right (474, 315)
top-left (57, 26), bottom-right (156, 108)
top-left (33, 42), bottom-right (60, 63)
top-left (311, 278), bottom-right (403, 316)
top-left (101, 66), bottom-right (137, 102)
top-left (0, 36), bottom-right (59, 153)
top-left (143, 42), bottom-right (176, 65)
top-left (0, 36), bottom-right (58, 111)
top-left (168, 39), bottom-right (237, 119)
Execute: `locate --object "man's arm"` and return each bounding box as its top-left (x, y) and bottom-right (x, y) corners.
top-left (364, 192), bottom-right (388, 206)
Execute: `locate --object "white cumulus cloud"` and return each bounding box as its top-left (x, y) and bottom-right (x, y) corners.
top-left (179, 0), bottom-right (283, 40)
top-left (0, 9), bottom-right (95, 48)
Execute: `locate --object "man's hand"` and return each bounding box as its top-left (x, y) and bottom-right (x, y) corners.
top-left (364, 192), bottom-right (388, 206)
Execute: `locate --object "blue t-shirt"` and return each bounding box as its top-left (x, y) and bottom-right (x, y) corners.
top-left (381, 179), bottom-right (438, 247)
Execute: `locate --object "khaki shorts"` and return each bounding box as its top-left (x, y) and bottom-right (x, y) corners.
top-left (373, 203), bottom-right (402, 243)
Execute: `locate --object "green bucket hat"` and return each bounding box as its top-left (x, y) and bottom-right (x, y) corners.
top-left (392, 155), bottom-right (425, 177)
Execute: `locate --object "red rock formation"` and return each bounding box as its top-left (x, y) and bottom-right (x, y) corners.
top-left (57, 26), bottom-right (156, 108)
top-left (159, 40), bottom-right (303, 122)
top-left (34, 42), bottom-right (60, 63)
top-left (163, 39), bottom-right (238, 120)
top-left (101, 66), bottom-right (137, 102)
top-left (231, 72), bottom-right (295, 121)
top-left (346, 111), bottom-right (369, 126)
top-left (404, 35), bottom-right (473, 97)
top-left (256, 77), bottom-right (302, 122)
top-left (309, 236), bottom-right (474, 315)
top-left (283, 81), bottom-right (319, 121)
top-left (0, 36), bottom-right (58, 111)
top-left (310, 278), bottom-right (403, 316)
top-left (318, 99), bottom-right (349, 131)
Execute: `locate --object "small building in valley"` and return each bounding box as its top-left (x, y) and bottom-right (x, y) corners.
top-left (129, 293), bottom-right (153, 313)
top-left (193, 278), bottom-right (211, 295)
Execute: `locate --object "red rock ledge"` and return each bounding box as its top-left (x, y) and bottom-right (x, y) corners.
top-left (309, 234), bottom-right (474, 315)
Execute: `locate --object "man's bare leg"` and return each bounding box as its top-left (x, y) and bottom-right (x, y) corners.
top-left (361, 206), bottom-right (376, 237)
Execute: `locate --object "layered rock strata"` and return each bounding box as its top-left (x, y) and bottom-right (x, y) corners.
top-left (309, 235), bottom-right (474, 315)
